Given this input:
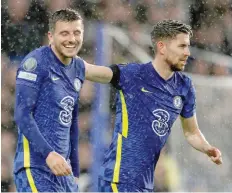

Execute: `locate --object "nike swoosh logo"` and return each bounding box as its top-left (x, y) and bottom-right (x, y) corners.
top-left (141, 87), bottom-right (153, 93)
top-left (51, 76), bottom-right (60, 81)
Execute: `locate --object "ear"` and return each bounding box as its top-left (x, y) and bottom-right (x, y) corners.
top-left (157, 41), bottom-right (165, 55)
top-left (47, 31), bottom-right (53, 45)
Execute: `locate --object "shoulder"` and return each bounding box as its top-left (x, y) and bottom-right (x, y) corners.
top-left (21, 46), bottom-right (49, 66)
top-left (73, 56), bottom-right (86, 81)
top-left (74, 56), bottom-right (85, 67)
top-left (118, 62), bottom-right (142, 74)
top-left (176, 72), bottom-right (193, 89)
top-left (26, 46), bottom-right (49, 59)
top-left (18, 46), bottom-right (50, 73)
top-left (73, 56), bottom-right (86, 73)
top-left (118, 62), bottom-right (142, 68)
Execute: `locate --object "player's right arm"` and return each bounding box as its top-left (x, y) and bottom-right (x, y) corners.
top-left (84, 61), bottom-right (138, 89)
top-left (14, 54), bottom-right (71, 176)
top-left (84, 61), bottom-right (113, 83)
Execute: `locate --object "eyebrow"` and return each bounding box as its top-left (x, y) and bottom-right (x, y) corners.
top-left (74, 29), bottom-right (82, 33)
top-left (180, 43), bottom-right (190, 46)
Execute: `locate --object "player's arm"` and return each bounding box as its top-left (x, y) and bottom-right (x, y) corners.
top-left (180, 115), bottom-right (222, 165)
top-left (180, 114), bottom-right (209, 153)
top-left (14, 56), bottom-right (71, 176)
top-left (84, 61), bottom-right (127, 90)
top-left (70, 103), bottom-right (79, 179)
top-left (84, 61), bottom-right (113, 83)
top-left (180, 80), bottom-right (222, 165)
top-left (84, 60), bottom-right (137, 90)
top-left (14, 75), bottom-right (54, 160)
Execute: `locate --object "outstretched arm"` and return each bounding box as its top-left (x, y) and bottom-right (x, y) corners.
top-left (180, 114), bottom-right (222, 165)
top-left (84, 61), bottom-right (113, 83)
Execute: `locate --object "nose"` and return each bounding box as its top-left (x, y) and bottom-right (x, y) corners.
top-left (69, 34), bottom-right (76, 43)
top-left (184, 47), bottom-right (190, 56)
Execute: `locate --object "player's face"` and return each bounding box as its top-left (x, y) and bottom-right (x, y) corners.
top-left (164, 33), bottom-right (190, 71)
top-left (49, 20), bottom-right (84, 58)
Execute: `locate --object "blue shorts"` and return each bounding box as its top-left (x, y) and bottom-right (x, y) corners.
top-left (14, 168), bottom-right (78, 192)
top-left (98, 178), bottom-right (153, 192)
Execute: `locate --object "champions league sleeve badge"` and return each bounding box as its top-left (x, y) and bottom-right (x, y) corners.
top-left (23, 57), bottom-right (37, 72)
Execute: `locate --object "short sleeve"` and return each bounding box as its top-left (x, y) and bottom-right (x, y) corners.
top-left (180, 80), bottom-right (196, 118)
top-left (75, 58), bottom-right (86, 82)
top-left (118, 63), bottom-right (140, 88)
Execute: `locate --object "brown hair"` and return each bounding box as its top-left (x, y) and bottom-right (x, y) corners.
top-left (151, 20), bottom-right (192, 53)
top-left (49, 8), bottom-right (83, 32)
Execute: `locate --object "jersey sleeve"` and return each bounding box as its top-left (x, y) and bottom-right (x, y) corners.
top-left (180, 80), bottom-right (196, 118)
top-left (75, 57), bottom-right (86, 83)
top-left (16, 52), bottom-right (48, 89)
top-left (14, 52), bottom-right (53, 159)
top-left (110, 63), bottom-right (140, 89)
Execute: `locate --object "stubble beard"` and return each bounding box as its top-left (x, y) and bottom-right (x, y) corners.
top-left (166, 57), bottom-right (184, 72)
top-left (170, 63), bottom-right (184, 72)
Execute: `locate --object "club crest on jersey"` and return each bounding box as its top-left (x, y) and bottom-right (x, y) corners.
top-left (74, 78), bottom-right (81, 92)
top-left (23, 57), bottom-right (37, 71)
top-left (173, 96), bottom-right (182, 109)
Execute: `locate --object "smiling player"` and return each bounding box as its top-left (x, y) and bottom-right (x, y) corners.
top-left (14, 9), bottom-right (85, 192)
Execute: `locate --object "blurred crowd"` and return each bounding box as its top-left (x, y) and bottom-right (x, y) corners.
top-left (1, 0), bottom-right (232, 192)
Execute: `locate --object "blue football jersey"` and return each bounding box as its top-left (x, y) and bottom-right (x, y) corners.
top-left (14, 46), bottom-right (85, 173)
top-left (99, 62), bottom-right (196, 190)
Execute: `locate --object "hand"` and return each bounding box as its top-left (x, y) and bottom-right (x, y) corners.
top-left (205, 146), bottom-right (222, 165)
top-left (46, 151), bottom-right (72, 176)
top-left (75, 177), bottom-right (78, 184)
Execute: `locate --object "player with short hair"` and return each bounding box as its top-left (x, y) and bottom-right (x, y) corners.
top-left (13, 10), bottom-right (222, 192)
top-left (84, 20), bottom-right (223, 192)
top-left (13, 7), bottom-right (119, 192)
top-left (14, 8), bottom-right (85, 192)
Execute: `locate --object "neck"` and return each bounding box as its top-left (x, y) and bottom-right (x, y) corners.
top-left (51, 45), bottom-right (72, 65)
top-left (152, 55), bottom-right (174, 80)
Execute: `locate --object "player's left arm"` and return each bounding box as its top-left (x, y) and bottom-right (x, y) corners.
top-left (70, 103), bottom-right (79, 180)
top-left (180, 115), bottom-right (222, 165)
top-left (84, 61), bottom-right (113, 83)
top-left (180, 79), bottom-right (222, 165)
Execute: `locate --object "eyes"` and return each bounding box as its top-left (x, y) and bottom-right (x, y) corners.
top-left (60, 30), bottom-right (82, 37)
top-left (179, 44), bottom-right (190, 48)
